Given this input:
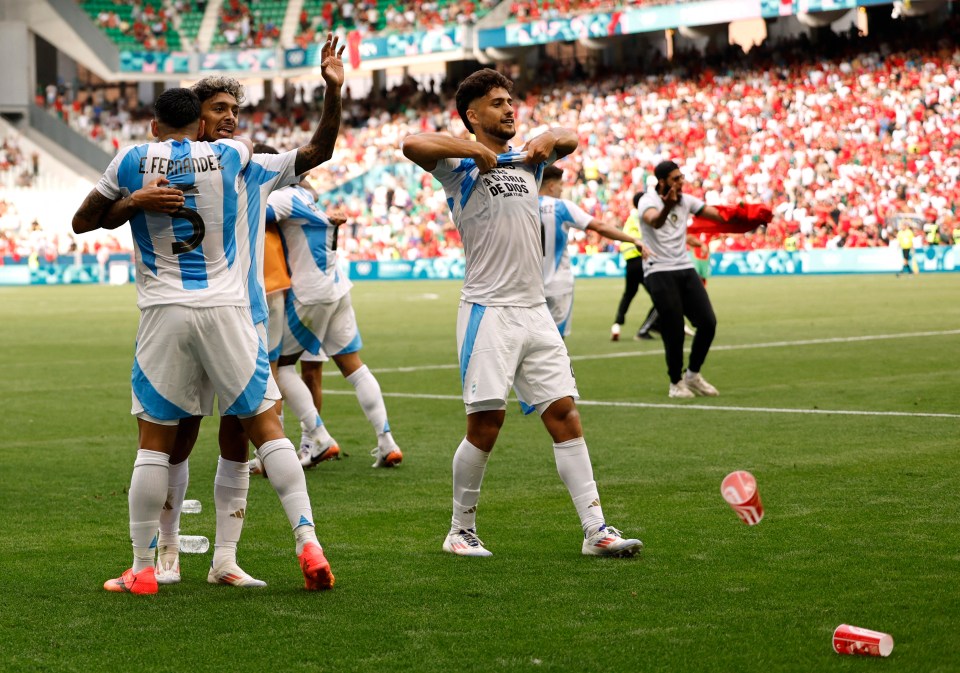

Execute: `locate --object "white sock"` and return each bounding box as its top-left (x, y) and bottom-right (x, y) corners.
top-left (257, 438), bottom-right (318, 553)
top-left (157, 458), bottom-right (188, 564)
top-left (213, 457), bottom-right (249, 568)
top-left (310, 420), bottom-right (333, 443)
top-left (553, 437), bottom-right (604, 536)
top-left (451, 438), bottom-right (490, 533)
top-left (346, 365), bottom-right (392, 443)
top-left (277, 365), bottom-right (319, 430)
top-left (129, 449), bottom-right (170, 572)
top-left (684, 370), bottom-right (699, 380)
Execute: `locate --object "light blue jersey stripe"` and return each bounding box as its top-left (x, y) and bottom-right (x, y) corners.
top-left (459, 304), bottom-right (486, 387)
top-left (118, 147), bottom-right (155, 274)
top-left (291, 189), bottom-right (331, 272)
top-left (553, 199), bottom-right (572, 272)
top-left (166, 140), bottom-right (208, 290)
top-left (241, 161), bottom-right (280, 325)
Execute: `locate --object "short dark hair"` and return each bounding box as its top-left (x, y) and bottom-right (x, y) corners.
top-left (253, 143), bottom-right (278, 154)
top-left (155, 88), bottom-right (201, 130)
top-left (654, 160), bottom-right (680, 182)
top-left (632, 191), bottom-right (643, 209)
top-left (542, 165), bottom-right (563, 182)
top-left (191, 76), bottom-right (245, 105)
top-left (456, 68), bottom-right (513, 134)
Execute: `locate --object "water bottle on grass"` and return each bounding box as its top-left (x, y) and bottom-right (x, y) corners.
top-left (180, 535), bottom-right (209, 554)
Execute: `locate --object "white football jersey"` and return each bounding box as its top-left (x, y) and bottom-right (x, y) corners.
top-left (97, 140), bottom-right (296, 314)
top-left (539, 195), bottom-right (592, 297)
top-left (270, 184), bottom-right (351, 304)
top-left (636, 191), bottom-right (705, 276)
top-left (432, 150), bottom-right (552, 307)
top-left (96, 138), bottom-right (254, 310)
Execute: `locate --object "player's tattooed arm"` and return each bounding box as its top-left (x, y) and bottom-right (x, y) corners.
top-left (72, 189), bottom-right (115, 234)
top-left (295, 33), bottom-right (344, 175)
top-left (74, 179), bottom-right (186, 233)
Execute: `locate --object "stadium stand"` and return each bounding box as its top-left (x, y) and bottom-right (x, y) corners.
top-left (294, 0), bottom-right (498, 47)
top-left (9, 3), bottom-right (960, 264)
top-left (81, 0), bottom-right (188, 51)
top-left (211, 0), bottom-right (286, 49)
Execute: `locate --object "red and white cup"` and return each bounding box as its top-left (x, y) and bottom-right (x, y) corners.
top-left (721, 470), bottom-right (764, 525)
top-left (832, 624), bottom-right (894, 657)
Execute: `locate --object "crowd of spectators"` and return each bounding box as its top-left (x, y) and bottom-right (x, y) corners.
top-left (90, 0), bottom-right (190, 51)
top-left (294, 0), bottom-right (498, 50)
top-left (30, 15), bottom-right (960, 263)
top-left (507, 0), bottom-right (679, 23)
top-left (217, 0), bottom-right (282, 48)
top-left (0, 135), bottom-right (40, 189)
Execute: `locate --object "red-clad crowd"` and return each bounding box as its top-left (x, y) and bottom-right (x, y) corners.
top-left (29, 17), bottom-right (960, 261)
top-left (508, 0), bottom-right (679, 23)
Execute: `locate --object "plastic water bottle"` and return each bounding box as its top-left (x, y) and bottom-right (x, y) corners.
top-left (181, 499), bottom-right (202, 514)
top-left (180, 535), bottom-right (209, 554)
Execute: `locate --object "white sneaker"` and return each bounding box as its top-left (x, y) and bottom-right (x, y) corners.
top-left (155, 546), bottom-right (181, 585)
top-left (207, 561), bottom-right (267, 588)
top-left (669, 380), bottom-right (695, 399)
top-left (610, 323), bottom-right (621, 341)
top-left (443, 528), bottom-right (493, 557)
top-left (371, 443), bottom-right (403, 468)
top-left (683, 323), bottom-right (696, 337)
top-left (300, 435), bottom-right (341, 467)
top-left (582, 524), bottom-right (643, 557)
top-left (684, 372), bottom-right (719, 396)
top-left (248, 456), bottom-right (268, 478)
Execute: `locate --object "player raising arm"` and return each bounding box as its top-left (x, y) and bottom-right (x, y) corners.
top-left (402, 68), bottom-right (642, 559)
top-left (71, 88), bottom-right (338, 595)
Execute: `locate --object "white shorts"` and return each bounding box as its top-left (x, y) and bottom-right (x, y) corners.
top-left (282, 291), bottom-right (362, 358)
top-left (300, 349), bottom-right (329, 363)
top-left (456, 302), bottom-right (579, 415)
top-left (267, 291), bottom-right (286, 362)
top-left (546, 292), bottom-right (574, 338)
top-left (131, 305), bottom-right (279, 424)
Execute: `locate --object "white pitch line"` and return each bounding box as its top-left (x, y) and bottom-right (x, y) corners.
top-left (331, 328), bottom-right (960, 375)
top-left (320, 390), bottom-right (960, 419)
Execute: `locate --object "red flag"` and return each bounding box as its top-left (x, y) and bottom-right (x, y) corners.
top-left (347, 30), bottom-right (363, 70)
top-left (690, 203), bottom-right (772, 235)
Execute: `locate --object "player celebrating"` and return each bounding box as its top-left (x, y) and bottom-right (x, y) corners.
top-left (89, 36), bottom-right (347, 588)
top-left (269, 173), bottom-right (402, 468)
top-left (402, 68), bottom-right (642, 558)
top-left (538, 165), bottom-right (645, 337)
top-left (72, 88), bottom-right (334, 595)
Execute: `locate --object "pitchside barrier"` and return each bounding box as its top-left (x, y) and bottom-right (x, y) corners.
top-left (1, 246), bottom-right (957, 286)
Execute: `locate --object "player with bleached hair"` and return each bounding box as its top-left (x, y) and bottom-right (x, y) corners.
top-left (71, 35), bottom-right (346, 594)
top-left (402, 68), bottom-right (642, 558)
top-left (90, 38), bottom-right (349, 590)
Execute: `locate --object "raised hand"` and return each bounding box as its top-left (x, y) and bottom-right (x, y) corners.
top-left (662, 184), bottom-right (680, 210)
top-left (320, 33), bottom-right (346, 88)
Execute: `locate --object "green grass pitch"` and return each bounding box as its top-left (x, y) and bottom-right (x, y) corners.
top-left (0, 273), bottom-right (957, 672)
